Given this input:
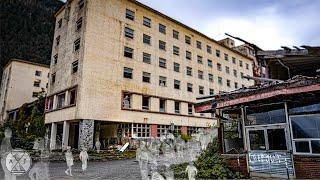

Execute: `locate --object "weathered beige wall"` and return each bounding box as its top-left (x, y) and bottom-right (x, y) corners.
top-left (46, 0), bottom-right (254, 128)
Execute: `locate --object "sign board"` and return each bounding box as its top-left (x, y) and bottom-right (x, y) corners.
top-left (248, 151), bottom-right (294, 178)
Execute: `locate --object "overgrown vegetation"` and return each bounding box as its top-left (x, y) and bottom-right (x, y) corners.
top-left (0, 0), bottom-right (64, 82)
top-left (0, 95), bottom-right (46, 149)
top-left (172, 138), bottom-right (244, 179)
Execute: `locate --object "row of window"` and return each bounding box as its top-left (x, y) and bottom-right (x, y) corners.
top-left (46, 89), bottom-right (77, 111)
top-left (123, 93), bottom-right (203, 116)
top-left (125, 9), bottom-right (250, 68)
top-left (119, 123), bottom-right (201, 138)
top-left (124, 27), bottom-right (251, 70)
top-left (123, 67), bottom-right (244, 90)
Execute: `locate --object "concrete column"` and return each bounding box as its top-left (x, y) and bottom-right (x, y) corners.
top-left (181, 102), bottom-right (188, 115)
top-left (50, 122), bottom-right (57, 150)
top-left (132, 94), bottom-right (141, 109)
top-left (78, 119), bottom-right (94, 150)
top-left (150, 97), bottom-right (159, 111)
top-left (166, 100), bottom-right (174, 114)
top-left (150, 124), bottom-right (158, 138)
top-left (62, 121), bottom-right (70, 150)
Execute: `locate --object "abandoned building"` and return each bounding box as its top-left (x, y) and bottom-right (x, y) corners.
top-left (45, 0), bottom-right (255, 150)
top-left (0, 59), bottom-right (49, 123)
top-left (195, 45), bottom-right (320, 178)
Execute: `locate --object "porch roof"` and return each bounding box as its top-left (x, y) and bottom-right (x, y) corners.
top-left (195, 76), bottom-right (320, 113)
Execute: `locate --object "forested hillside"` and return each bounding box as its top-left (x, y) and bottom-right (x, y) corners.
top-left (0, 0), bottom-right (64, 82)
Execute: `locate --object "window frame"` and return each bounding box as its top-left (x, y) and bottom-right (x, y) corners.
top-left (196, 41), bottom-right (202, 49)
top-left (159, 23), bottom-right (166, 34)
top-left (74, 38), bottom-right (81, 51)
top-left (173, 62), bottom-right (180, 72)
top-left (159, 76), bottom-right (167, 87)
top-left (76, 17), bottom-right (83, 31)
top-left (173, 30), bottom-right (179, 39)
top-left (174, 79), bottom-right (181, 90)
top-left (143, 52), bottom-right (151, 64)
top-left (159, 58), bottom-right (167, 68)
top-left (125, 9), bottom-right (135, 21)
top-left (290, 113), bottom-right (320, 155)
top-left (142, 71), bottom-right (151, 83)
top-left (185, 35), bottom-right (191, 44)
top-left (173, 46), bottom-right (180, 56)
top-left (143, 34), bottom-right (151, 45)
top-left (124, 27), bottom-right (134, 39)
top-left (143, 16), bottom-right (151, 27)
top-left (123, 67), bottom-right (133, 79)
top-left (124, 46), bottom-right (134, 58)
top-left (72, 60), bottom-right (79, 74)
top-left (159, 40), bottom-right (166, 50)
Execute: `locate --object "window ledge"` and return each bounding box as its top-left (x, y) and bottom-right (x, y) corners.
top-left (45, 104), bottom-right (76, 113)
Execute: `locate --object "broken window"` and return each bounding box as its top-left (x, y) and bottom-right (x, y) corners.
top-left (207, 45), bottom-right (212, 54)
top-left (56, 36), bottom-right (60, 46)
top-left (186, 67), bottom-right (192, 76)
top-left (187, 83), bottom-right (193, 92)
top-left (159, 99), bottom-right (166, 112)
top-left (188, 104), bottom-right (193, 115)
top-left (173, 30), bottom-right (179, 39)
top-left (57, 93), bottom-right (66, 108)
top-left (47, 96), bottom-right (54, 110)
top-left (159, 76), bottom-right (167, 87)
top-left (208, 73), bottom-right (213, 82)
top-left (51, 73), bottom-right (56, 84)
top-left (159, 40), bottom-right (166, 50)
top-left (35, 70), bottom-right (42, 76)
top-left (143, 34), bottom-right (151, 45)
top-left (125, 9), bottom-right (135, 20)
top-left (122, 93), bottom-right (131, 108)
top-left (159, 24), bottom-right (166, 34)
top-left (124, 46), bottom-right (133, 58)
top-left (143, 17), bottom-right (151, 27)
top-left (186, 51), bottom-right (192, 60)
top-left (199, 86), bottom-right (204, 95)
top-left (123, 67), bottom-right (133, 79)
top-left (142, 72), bottom-right (150, 83)
top-left (174, 62), bottom-right (180, 72)
top-left (142, 96), bottom-right (150, 110)
top-left (76, 17), bottom-right (82, 31)
top-left (196, 41), bottom-right (202, 49)
top-left (173, 46), bottom-right (179, 55)
top-left (185, 35), bottom-right (191, 45)
top-left (197, 55), bottom-right (203, 64)
top-left (217, 63), bottom-right (222, 71)
top-left (143, 52), bottom-right (151, 64)
top-left (227, 79), bottom-right (231, 87)
top-left (159, 58), bottom-right (166, 68)
top-left (198, 70), bottom-right (203, 79)
top-left (174, 79), bottom-right (180, 90)
top-left (69, 89), bottom-right (76, 105)
top-left (74, 38), bottom-right (81, 51)
top-left (124, 27), bottom-right (134, 39)
top-left (34, 80), bottom-right (40, 87)
top-left (174, 101), bottom-right (180, 114)
top-left (72, 60), bottom-right (78, 74)
top-left (208, 59), bottom-right (213, 67)
top-left (53, 54), bottom-right (58, 64)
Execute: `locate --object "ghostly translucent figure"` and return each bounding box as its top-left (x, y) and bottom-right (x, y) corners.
top-left (164, 162), bottom-right (174, 180)
top-left (185, 162), bottom-right (198, 180)
top-left (79, 147), bottom-right (89, 172)
top-left (139, 141), bottom-right (149, 180)
top-left (175, 135), bottom-right (185, 164)
top-left (29, 138), bottom-right (49, 180)
top-left (65, 146), bottom-right (74, 176)
top-left (1, 128), bottom-right (16, 180)
top-left (149, 138), bottom-right (160, 160)
top-left (95, 141), bottom-right (101, 153)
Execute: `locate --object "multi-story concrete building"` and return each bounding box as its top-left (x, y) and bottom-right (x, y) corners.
top-left (0, 59), bottom-right (49, 122)
top-left (46, 0), bottom-right (254, 150)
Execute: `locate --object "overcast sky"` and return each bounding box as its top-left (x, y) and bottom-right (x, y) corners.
top-left (136, 0), bottom-right (320, 50)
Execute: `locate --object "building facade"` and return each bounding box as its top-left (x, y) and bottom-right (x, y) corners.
top-left (0, 59), bottom-right (49, 122)
top-left (46, 0), bottom-right (254, 150)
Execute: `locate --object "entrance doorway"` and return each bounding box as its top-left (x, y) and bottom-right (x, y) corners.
top-left (246, 124), bottom-right (294, 178)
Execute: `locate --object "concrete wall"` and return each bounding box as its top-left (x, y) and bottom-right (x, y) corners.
top-left (45, 0), bottom-right (254, 128)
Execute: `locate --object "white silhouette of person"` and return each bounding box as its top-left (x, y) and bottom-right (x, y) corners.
top-left (79, 147), bottom-right (89, 173)
top-left (1, 128), bottom-right (16, 180)
top-left (29, 138), bottom-right (49, 180)
top-left (95, 141), bottom-right (101, 153)
top-left (65, 146), bottom-right (74, 176)
top-left (185, 162), bottom-right (198, 180)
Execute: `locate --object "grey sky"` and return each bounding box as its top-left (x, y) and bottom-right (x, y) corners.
top-left (136, 0), bottom-right (320, 49)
